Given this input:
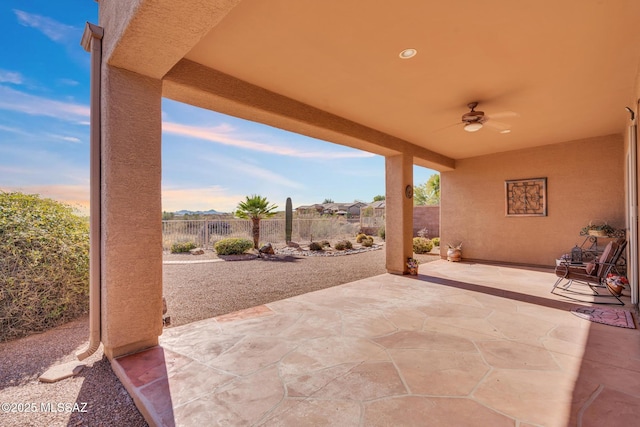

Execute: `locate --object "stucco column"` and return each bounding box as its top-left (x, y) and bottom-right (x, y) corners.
top-left (385, 154), bottom-right (414, 274)
top-left (101, 65), bottom-right (163, 359)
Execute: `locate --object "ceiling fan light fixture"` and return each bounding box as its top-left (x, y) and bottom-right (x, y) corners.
top-left (464, 122), bottom-right (483, 132)
top-left (399, 48), bottom-right (417, 59)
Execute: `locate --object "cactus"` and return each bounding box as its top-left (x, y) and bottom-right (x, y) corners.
top-left (285, 197), bottom-right (293, 243)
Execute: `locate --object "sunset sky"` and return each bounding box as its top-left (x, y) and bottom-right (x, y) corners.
top-left (0, 1), bottom-right (437, 214)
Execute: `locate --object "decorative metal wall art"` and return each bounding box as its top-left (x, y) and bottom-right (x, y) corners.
top-left (505, 177), bottom-right (547, 216)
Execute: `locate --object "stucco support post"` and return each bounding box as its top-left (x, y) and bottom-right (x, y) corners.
top-left (385, 153), bottom-right (414, 274)
top-left (101, 65), bottom-right (163, 359)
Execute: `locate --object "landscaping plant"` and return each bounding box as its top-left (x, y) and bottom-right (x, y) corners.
top-left (214, 238), bottom-right (254, 255)
top-left (413, 237), bottom-right (433, 254)
top-left (308, 241), bottom-right (324, 251)
top-left (235, 195), bottom-right (278, 249)
top-left (361, 236), bottom-right (374, 247)
top-left (334, 240), bottom-right (353, 251)
top-left (170, 241), bottom-right (197, 253)
top-left (0, 192), bottom-right (89, 341)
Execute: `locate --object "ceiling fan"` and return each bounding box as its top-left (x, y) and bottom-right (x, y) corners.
top-left (461, 101), bottom-right (516, 133)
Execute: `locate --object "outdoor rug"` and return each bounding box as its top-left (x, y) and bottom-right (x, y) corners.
top-left (571, 307), bottom-right (636, 329)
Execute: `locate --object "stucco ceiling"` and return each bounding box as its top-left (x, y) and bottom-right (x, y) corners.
top-left (177, 0), bottom-right (640, 163)
top-left (104, 0), bottom-right (640, 167)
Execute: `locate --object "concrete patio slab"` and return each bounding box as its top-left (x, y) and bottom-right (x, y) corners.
top-left (112, 260), bottom-right (639, 426)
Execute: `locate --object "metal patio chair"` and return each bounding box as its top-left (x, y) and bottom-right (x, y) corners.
top-left (551, 238), bottom-right (627, 305)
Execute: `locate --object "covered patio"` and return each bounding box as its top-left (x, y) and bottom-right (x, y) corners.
top-left (78, 1), bottom-right (640, 424)
top-left (113, 261), bottom-right (639, 426)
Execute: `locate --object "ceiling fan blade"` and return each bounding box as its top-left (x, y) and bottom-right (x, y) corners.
top-left (484, 120), bottom-right (511, 133)
top-left (487, 111), bottom-right (519, 120)
top-left (431, 122), bottom-right (461, 133)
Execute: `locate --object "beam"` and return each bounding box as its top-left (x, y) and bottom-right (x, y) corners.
top-left (163, 59), bottom-right (455, 171)
top-left (99, 0), bottom-right (241, 80)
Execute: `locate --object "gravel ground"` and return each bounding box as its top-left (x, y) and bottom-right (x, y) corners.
top-left (0, 246), bottom-right (439, 426)
top-left (0, 318), bottom-right (147, 427)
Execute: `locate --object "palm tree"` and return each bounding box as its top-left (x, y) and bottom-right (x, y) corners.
top-left (235, 195), bottom-right (278, 249)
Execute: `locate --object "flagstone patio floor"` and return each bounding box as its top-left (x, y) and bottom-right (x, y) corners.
top-left (111, 260), bottom-right (640, 426)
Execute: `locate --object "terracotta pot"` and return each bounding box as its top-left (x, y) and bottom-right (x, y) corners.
top-left (607, 282), bottom-right (623, 296)
top-left (408, 267), bottom-right (418, 276)
top-left (447, 248), bottom-right (462, 262)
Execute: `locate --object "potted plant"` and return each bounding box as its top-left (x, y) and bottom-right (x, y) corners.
top-left (580, 221), bottom-right (615, 237)
top-left (407, 257), bottom-right (420, 275)
top-left (447, 242), bottom-right (462, 262)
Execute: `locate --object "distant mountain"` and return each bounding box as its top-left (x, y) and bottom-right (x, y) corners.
top-left (174, 209), bottom-right (226, 216)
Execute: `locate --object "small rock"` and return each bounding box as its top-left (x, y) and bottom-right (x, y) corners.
top-left (259, 243), bottom-right (275, 255)
top-left (287, 241), bottom-right (301, 248)
top-left (190, 247), bottom-right (205, 255)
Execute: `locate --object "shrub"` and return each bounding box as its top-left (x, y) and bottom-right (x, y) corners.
top-left (413, 237), bottom-right (433, 254)
top-left (356, 233), bottom-right (367, 243)
top-left (320, 240), bottom-right (331, 248)
top-left (335, 240), bottom-right (353, 250)
top-left (309, 241), bottom-right (324, 251)
top-left (170, 241), bottom-right (197, 253)
top-left (0, 192), bottom-right (89, 341)
top-left (378, 225), bottom-right (385, 241)
top-left (431, 237), bottom-right (440, 247)
top-left (361, 236), bottom-right (374, 247)
top-left (214, 238), bottom-right (253, 255)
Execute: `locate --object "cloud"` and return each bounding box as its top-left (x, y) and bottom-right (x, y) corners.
top-left (162, 186), bottom-right (242, 212)
top-left (0, 85), bottom-right (89, 121)
top-left (0, 165), bottom-right (40, 175)
top-left (46, 134), bottom-right (83, 144)
top-left (162, 121), bottom-right (375, 159)
top-left (58, 78), bottom-right (80, 86)
top-left (201, 154), bottom-right (304, 190)
top-left (0, 124), bottom-right (31, 136)
top-left (13, 10), bottom-right (77, 43)
top-left (0, 70), bottom-right (24, 85)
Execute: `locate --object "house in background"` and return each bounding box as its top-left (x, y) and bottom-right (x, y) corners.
top-left (322, 202), bottom-right (366, 217)
top-left (361, 200), bottom-right (386, 229)
top-left (295, 204), bottom-right (324, 217)
top-left (81, 0), bottom-right (640, 400)
top-left (296, 202), bottom-right (366, 217)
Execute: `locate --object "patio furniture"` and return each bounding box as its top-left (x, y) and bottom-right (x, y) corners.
top-left (552, 238), bottom-right (627, 305)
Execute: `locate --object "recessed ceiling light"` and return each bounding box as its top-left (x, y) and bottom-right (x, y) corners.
top-left (500, 129), bottom-right (511, 134)
top-left (399, 48), bottom-right (417, 59)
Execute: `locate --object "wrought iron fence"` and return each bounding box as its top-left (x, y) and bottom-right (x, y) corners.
top-left (162, 218), bottom-right (365, 250)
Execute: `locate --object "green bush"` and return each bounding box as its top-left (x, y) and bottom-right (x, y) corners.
top-left (334, 240), bottom-right (353, 251)
top-left (309, 241), bottom-right (324, 251)
top-left (170, 241), bottom-right (197, 253)
top-left (413, 237), bottom-right (433, 254)
top-left (0, 192), bottom-right (89, 341)
top-left (356, 233), bottom-right (367, 243)
top-left (378, 225), bottom-right (385, 241)
top-left (361, 236), bottom-right (374, 247)
top-left (431, 237), bottom-right (441, 247)
top-left (214, 238), bottom-right (253, 255)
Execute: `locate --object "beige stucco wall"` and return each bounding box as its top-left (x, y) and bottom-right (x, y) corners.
top-left (441, 134), bottom-right (625, 267)
top-left (100, 65), bottom-right (164, 359)
top-left (385, 154), bottom-right (414, 274)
